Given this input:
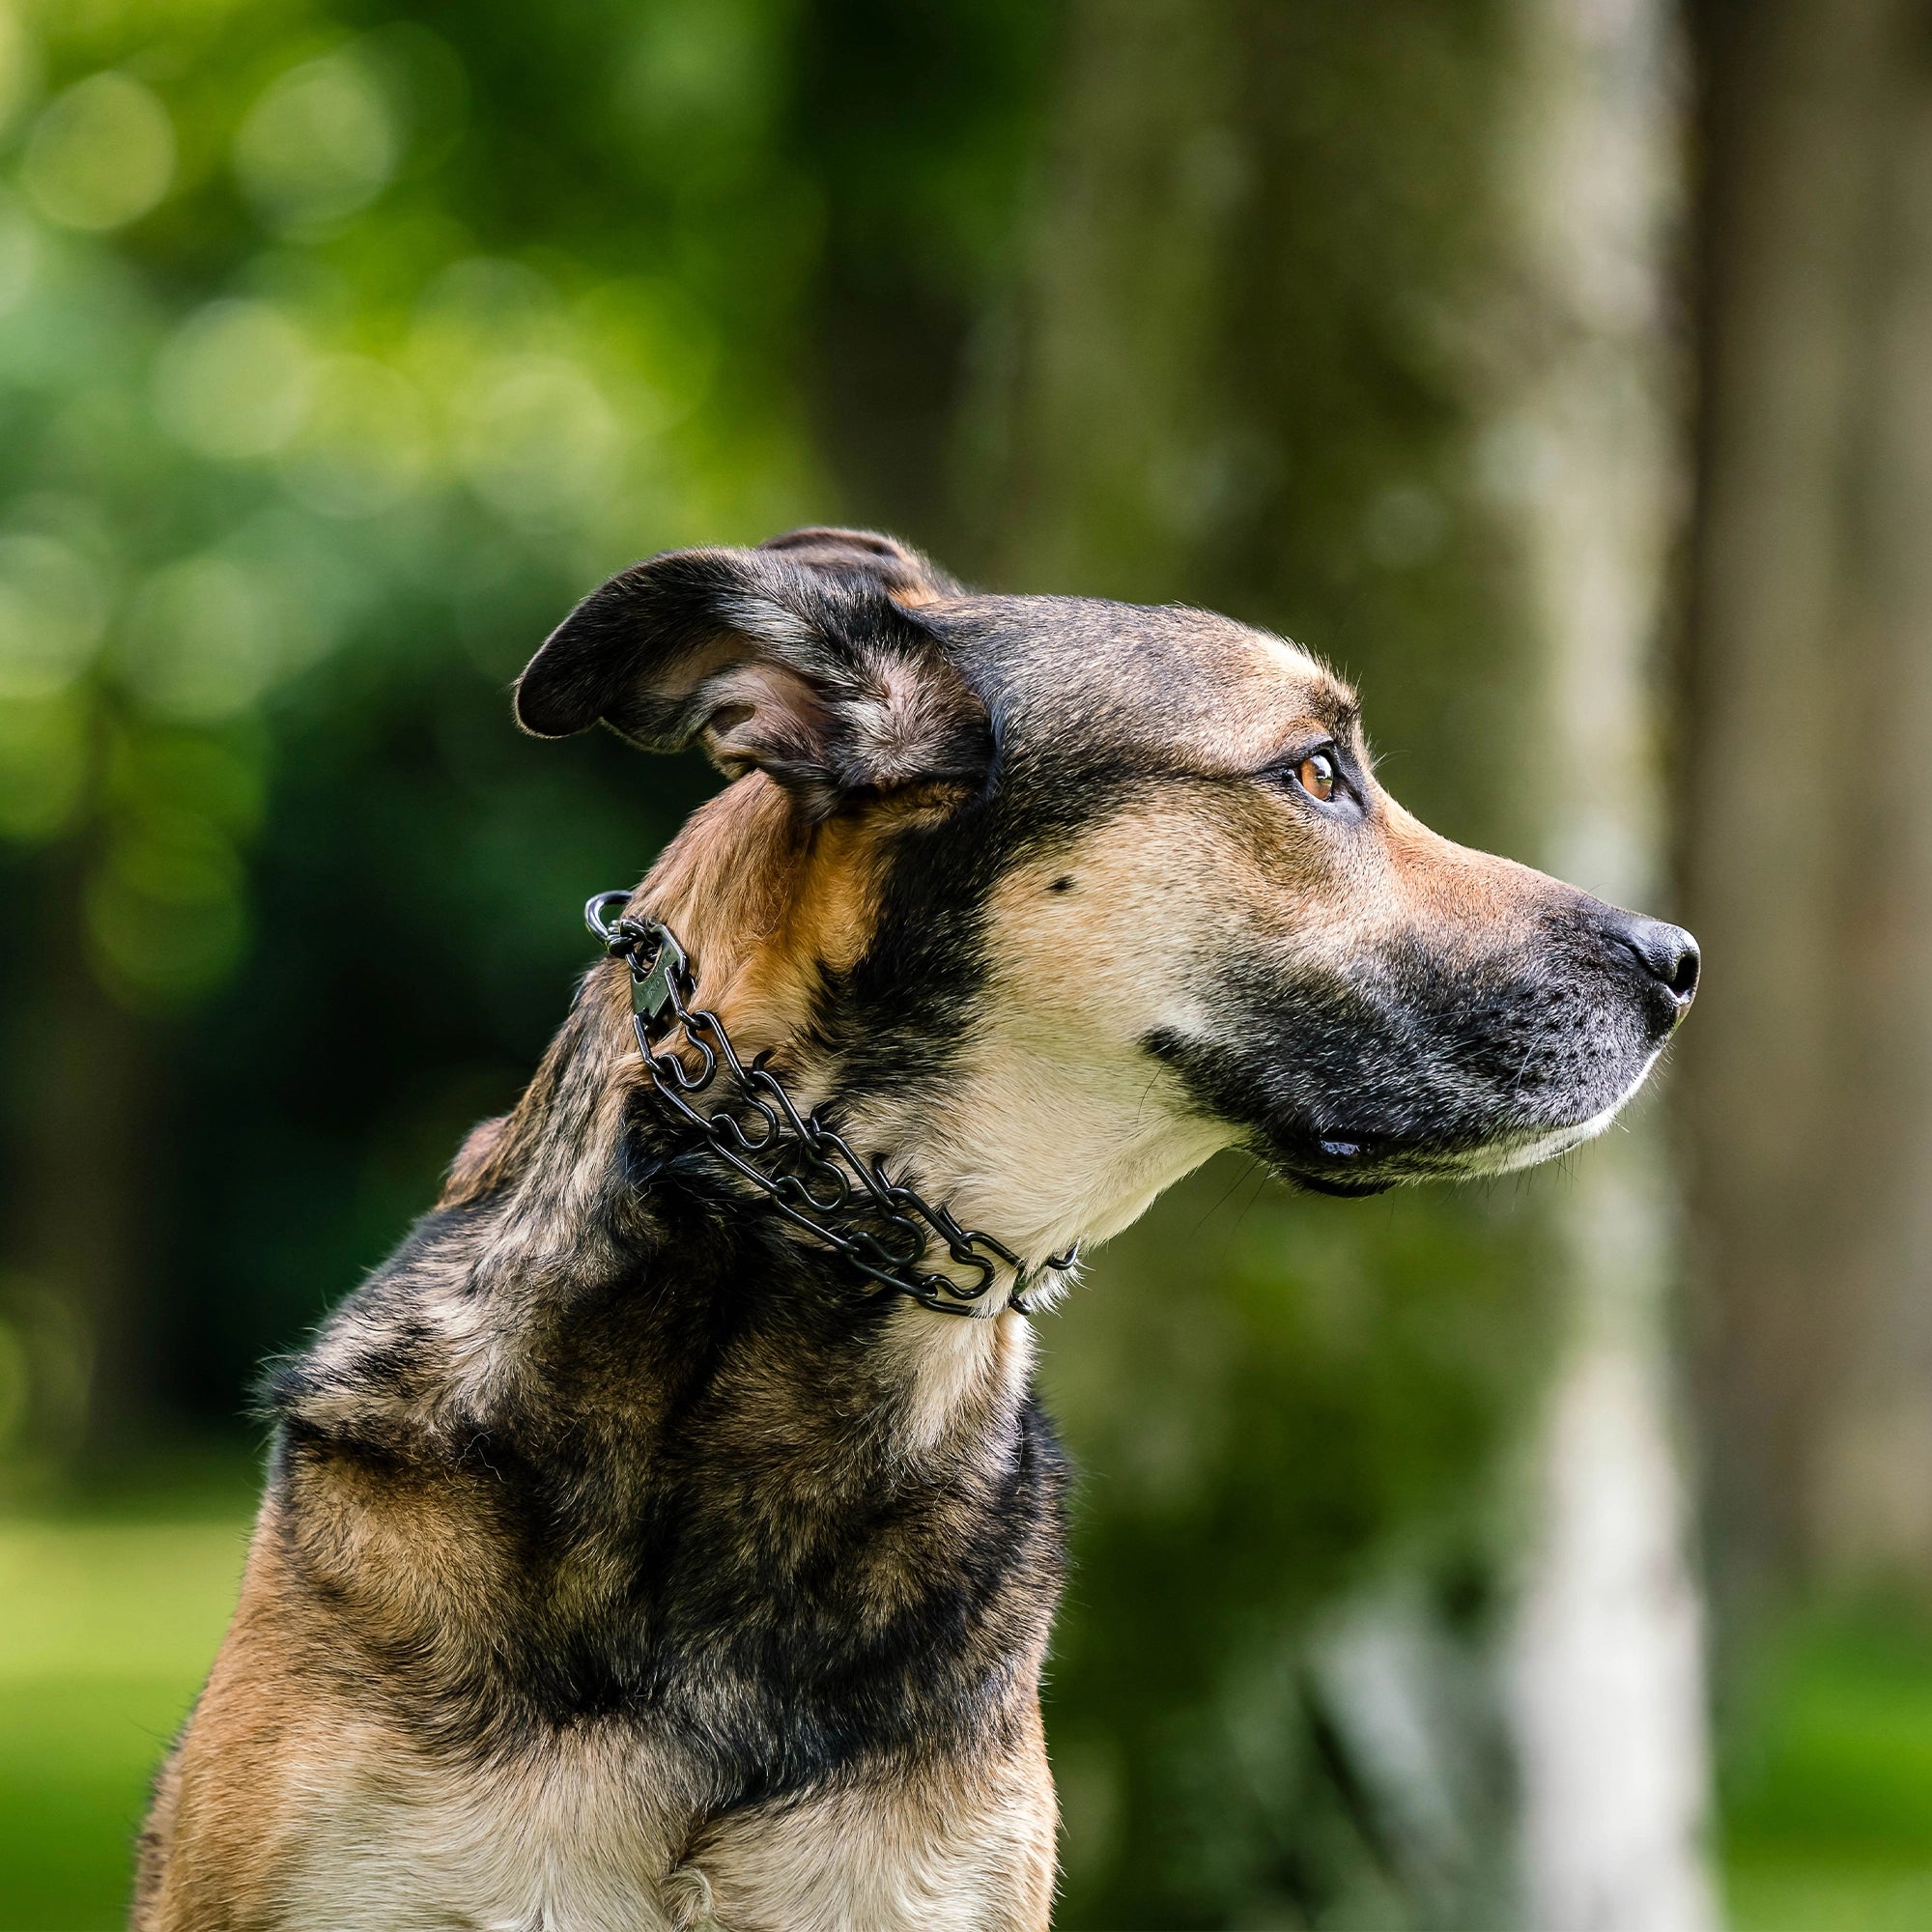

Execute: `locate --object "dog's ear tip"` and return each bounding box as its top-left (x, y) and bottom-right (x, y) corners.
top-left (515, 594), bottom-right (624, 738)
top-left (512, 669), bottom-right (597, 740)
top-left (514, 709), bottom-right (594, 741)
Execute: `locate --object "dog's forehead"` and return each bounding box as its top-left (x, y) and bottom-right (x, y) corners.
top-left (939, 594), bottom-right (1350, 767)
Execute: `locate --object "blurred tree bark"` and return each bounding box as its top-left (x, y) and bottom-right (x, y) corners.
top-left (1487, 3), bottom-right (1715, 1927)
top-left (1690, 0), bottom-right (1932, 1600)
top-left (938, 0), bottom-right (1717, 1923)
top-left (1, 844), bottom-right (154, 1473)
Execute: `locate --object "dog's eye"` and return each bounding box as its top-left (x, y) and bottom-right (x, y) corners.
top-left (1294, 752), bottom-right (1338, 803)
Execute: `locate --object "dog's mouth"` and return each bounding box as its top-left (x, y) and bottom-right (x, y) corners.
top-left (1293, 1164), bottom-right (1399, 1199)
top-left (1158, 923), bottom-right (1690, 1206)
top-left (1264, 1056), bottom-right (1660, 1199)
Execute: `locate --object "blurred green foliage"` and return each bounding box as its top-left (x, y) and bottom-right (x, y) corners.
top-left (1039, 1169), bottom-right (1538, 1925)
top-left (1716, 1605), bottom-right (1932, 1932)
top-left (0, 0), bottom-right (800, 991)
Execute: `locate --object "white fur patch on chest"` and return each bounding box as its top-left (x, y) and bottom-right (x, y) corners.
top-left (268, 1719), bottom-right (1054, 1932)
top-left (275, 1726), bottom-right (687, 1932)
top-left (685, 1747), bottom-right (1056, 1932)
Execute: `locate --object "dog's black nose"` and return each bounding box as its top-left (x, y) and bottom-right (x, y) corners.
top-left (1608, 913), bottom-right (1700, 1011)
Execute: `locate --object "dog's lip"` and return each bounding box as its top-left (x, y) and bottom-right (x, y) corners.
top-left (1269, 1084), bottom-right (1640, 1193)
top-left (1277, 1138), bottom-right (1422, 1195)
top-left (1476, 1102), bottom-right (1625, 1173)
top-left (1293, 1167), bottom-right (1397, 1198)
top-left (1273, 1131), bottom-right (1400, 1195)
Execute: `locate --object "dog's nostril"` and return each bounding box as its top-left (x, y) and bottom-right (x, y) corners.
top-left (1664, 933), bottom-right (1700, 1001)
top-left (1612, 915), bottom-right (1700, 1005)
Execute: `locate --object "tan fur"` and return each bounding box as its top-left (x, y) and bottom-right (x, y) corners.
top-left (137, 1518), bottom-right (341, 1929)
top-left (856, 760), bottom-right (1566, 1289)
top-left (141, 1499), bottom-right (1042, 1932)
top-left (643, 772), bottom-right (871, 1053)
top-left (439, 1111), bottom-right (510, 1208)
top-left (139, 1530), bottom-right (699, 1931)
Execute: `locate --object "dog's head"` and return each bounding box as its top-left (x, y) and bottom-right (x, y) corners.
top-left (517, 527), bottom-right (1696, 1252)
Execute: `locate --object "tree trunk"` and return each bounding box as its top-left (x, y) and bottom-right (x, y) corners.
top-left (968, 0), bottom-right (1239, 601)
top-left (1488, 3), bottom-right (1718, 1928)
top-left (1689, 0), bottom-right (1932, 1601)
top-left (2, 840), bottom-right (155, 1476)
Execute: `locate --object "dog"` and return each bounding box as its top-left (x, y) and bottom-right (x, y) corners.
top-left (132, 527), bottom-right (1697, 1930)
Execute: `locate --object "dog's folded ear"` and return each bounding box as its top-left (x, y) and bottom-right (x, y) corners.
top-left (751, 526), bottom-right (961, 604)
top-left (514, 529), bottom-right (986, 815)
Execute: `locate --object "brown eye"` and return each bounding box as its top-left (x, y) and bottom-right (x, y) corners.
top-left (1295, 751), bottom-right (1337, 803)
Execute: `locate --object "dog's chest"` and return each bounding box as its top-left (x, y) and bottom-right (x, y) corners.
top-left (273, 1725), bottom-right (693, 1932)
top-left (265, 1719), bottom-right (1051, 1932)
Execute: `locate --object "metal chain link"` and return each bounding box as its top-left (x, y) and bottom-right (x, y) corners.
top-left (585, 892), bottom-right (1077, 1318)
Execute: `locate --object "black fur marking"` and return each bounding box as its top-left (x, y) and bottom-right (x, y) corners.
top-left (1146, 899), bottom-right (1670, 1193)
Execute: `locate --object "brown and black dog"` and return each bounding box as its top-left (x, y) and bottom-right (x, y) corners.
top-left (133, 528), bottom-right (1697, 1930)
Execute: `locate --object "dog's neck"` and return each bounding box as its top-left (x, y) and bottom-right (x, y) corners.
top-left (433, 775), bottom-right (1221, 1452)
top-left (282, 828), bottom-right (1073, 1782)
top-left (621, 776), bottom-right (1224, 1301)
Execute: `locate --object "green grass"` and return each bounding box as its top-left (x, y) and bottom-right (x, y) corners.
top-left (0, 1518), bottom-right (249, 1931)
top-left (9, 1498), bottom-right (1932, 1930)
top-left (1722, 1607), bottom-right (1932, 1931)
top-left (1727, 1858), bottom-right (1932, 1932)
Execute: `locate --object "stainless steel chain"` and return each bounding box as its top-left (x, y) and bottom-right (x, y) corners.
top-left (585, 892), bottom-right (1076, 1318)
